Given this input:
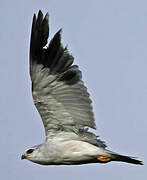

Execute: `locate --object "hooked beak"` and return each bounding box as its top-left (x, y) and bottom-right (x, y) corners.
top-left (21, 154), bottom-right (26, 160)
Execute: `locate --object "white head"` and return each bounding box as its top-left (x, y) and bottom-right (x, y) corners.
top-left (21, 145), bottom-right (48, 165)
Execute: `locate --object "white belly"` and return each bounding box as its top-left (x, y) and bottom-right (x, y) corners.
top-left (53, 140), bottom-right (108, 164)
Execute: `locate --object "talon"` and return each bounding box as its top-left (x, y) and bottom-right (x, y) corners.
top-left (97, 156), bottom-right (111, 162)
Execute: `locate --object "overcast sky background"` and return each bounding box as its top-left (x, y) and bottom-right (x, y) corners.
top-left (0, 0), bottom-right (147, 179)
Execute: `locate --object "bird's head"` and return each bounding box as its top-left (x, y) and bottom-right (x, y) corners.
top-left (21, 145), bottom-right (50, 165)
top-left (21, 147), bottom-right (37, 161)
top-left (21, 144), bottom-right (43, 162)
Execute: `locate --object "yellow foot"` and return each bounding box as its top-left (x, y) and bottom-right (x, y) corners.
top-left (97, 156), bottom-right (111, 162)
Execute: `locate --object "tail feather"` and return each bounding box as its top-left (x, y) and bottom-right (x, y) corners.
top-left (111, 153), bottom-right (143, 165)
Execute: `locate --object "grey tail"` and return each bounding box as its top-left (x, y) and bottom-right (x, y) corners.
top-left (112, 153), bottom-right (143, 165)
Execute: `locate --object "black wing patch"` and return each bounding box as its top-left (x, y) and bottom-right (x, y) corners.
top-left (30, 10), bottom-right (80, 85)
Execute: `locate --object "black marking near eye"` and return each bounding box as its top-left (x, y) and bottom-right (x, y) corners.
top-left (26, 149), bottom-right (34, 154)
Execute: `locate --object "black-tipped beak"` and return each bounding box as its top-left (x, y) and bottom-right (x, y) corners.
top-left (21, 155), bottom-right (25, 160)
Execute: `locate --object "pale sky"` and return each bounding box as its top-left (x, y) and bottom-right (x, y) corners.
top-left (1, 0), bottom-right (147, 179)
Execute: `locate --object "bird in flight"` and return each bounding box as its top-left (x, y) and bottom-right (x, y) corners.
top-left (21, 10), bottom-right (143, 165)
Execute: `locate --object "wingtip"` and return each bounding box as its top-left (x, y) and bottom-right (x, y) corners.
top-left (37, 10), bottom-right (49, 20)
top-left (128, 156), bottom-right (144, 165)
top-left (136, 159), bottom-right (144, 165)
top-left (38, 10), bottom-right (43, 16)
top-left (57, 28), bottom-right (63, 39)
top-left (45, 12), bottom-right (49, 20)
top-left (58, 28), bottom-right (63, 33)
top-left (32, 13), bottom-right (36, 22)
top-left (30, 10), bottom-right (50, 60)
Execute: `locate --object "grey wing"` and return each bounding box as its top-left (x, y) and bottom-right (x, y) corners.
top-left (29, 11), bottom-right (106, 148)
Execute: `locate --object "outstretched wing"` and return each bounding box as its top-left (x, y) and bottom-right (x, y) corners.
top-left (29, 11), bottom-right (106, 148)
